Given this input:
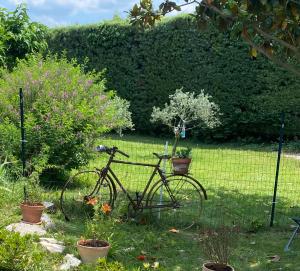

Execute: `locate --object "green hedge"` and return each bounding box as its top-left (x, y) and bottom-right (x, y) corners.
top-left (47, 16), bottom-right (300, 140)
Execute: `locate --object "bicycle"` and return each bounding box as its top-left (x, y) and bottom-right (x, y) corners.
top-left (60, 145), bottom-right (207, 229)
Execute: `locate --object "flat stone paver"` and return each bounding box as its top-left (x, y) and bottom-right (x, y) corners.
top-left (6, 222), bottom-right (47, 236)
top-left (39, 237), bottom-right (65, 253)
top-left (59, 254), bottom-right (81, 270)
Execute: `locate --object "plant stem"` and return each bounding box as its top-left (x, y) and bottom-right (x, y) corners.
top-left (172, 135), bottom-right (180, 157)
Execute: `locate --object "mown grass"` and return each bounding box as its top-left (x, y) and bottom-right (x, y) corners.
top-left (1, 135), bottom-right (300, 270)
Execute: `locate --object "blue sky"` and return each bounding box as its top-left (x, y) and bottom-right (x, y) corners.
top-left (1, 0), bottom-right (196, 27)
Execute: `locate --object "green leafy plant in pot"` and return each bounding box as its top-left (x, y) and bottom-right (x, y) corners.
top-left (20, 172), bottom-right (44, 224)
top-left (172, 147), bottom-right (192, 174)
top-left (200, 226), bottom-right (238, 271)
top-left (151, 88), bottom-right (220, 174)
top-left (77, 203), bottom-right (112, 263)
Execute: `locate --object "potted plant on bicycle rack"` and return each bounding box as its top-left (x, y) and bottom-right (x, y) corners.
top-left (151, 88), bottom-right (220, 174)
top-left (200, 226), bottom-right (238, 271)
top-left (172, 147), bottom-right (192, 175)
top-left (77, 205), bottom-right (111, 263)
top-left (20, 172), bottom-right (45, 224)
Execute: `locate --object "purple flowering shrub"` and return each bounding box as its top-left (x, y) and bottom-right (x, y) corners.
top-left (0, 54), bottom-right (133, 176)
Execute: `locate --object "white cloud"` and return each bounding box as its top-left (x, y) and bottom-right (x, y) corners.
top-left (53, 0), bottom-right (135, 14)
top-left (9, 0), bottom-right (46, 6)
top-left (6, 0), bottom-right (138, 26)
top-left (32, 14), bottom-right (68, 27)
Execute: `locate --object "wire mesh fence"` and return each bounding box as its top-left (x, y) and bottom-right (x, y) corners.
top-left (85, 112), bottom-right (300, 231)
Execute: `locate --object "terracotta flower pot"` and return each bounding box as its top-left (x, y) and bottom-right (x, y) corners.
top-left (77, 239), bottom-right (110, 263)
top-left (202, 262), bottom-right (234, 271)
top-left (20, 203), bottom-right (44, 224)
top-left (172, 158), bottom-right (191, 174)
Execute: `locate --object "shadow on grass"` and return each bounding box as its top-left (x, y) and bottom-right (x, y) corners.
top-left (48, 185), bottom-right (300, 270)
top-left (101, 134), bottom-right (280, 153)
top-left (200, 187), bottom-right (300, 231)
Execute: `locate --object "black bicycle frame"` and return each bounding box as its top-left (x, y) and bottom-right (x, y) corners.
top-left (98, 149), bottom-right (176, 209)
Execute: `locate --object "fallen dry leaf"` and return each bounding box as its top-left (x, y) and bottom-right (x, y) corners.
top-left (267, 255), bottom-right (280, 262)
top-left (169, 228), bottom-right (180, 233)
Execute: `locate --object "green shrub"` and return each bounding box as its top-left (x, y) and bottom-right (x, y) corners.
top-left (0, 54), bottom-right (133, 177)
top-left (48, 15), bottom-right (300, 140)
top-left (0, 4), bottom-right (47, 69)
top-left (0, 229), bottom-right (45, 271)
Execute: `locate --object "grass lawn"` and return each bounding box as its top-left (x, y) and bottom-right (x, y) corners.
top-left (1, 135), bottom-right (300, 270)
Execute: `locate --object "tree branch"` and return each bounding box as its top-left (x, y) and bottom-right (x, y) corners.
top-left (253, 26), bottom-right (300, 55)
top-left (242, 29), bottom-right (300, 77)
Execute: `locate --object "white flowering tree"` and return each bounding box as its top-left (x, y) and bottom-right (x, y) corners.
top-left (151, 88), bottom-right (220, 156)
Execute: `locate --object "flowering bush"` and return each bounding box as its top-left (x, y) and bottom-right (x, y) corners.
top-left (0, 54), bottom-right (133, 176)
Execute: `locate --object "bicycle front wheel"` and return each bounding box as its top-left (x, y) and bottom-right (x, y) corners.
top-left (60, 170), bottom-right (113, 221)
top-left (147, 175), bottom-right (204, 230)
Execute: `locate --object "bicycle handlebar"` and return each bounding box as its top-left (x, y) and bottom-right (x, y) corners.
top-left (116, 149), bottom-right (129, 158)
top-left (96, 145), bottom-right (129, 158)
top-left (153, 152), bottom-right (171, 160)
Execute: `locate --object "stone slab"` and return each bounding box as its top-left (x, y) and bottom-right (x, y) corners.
top-left (39, 237), bottom-right (65, 253)
top-left (6, 222), bottom-right (47, 236)
top-left (59, 254), bottom-right (81, 270)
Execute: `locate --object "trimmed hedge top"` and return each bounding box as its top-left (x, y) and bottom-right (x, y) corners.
top-left (48, 15), bottom-right (300, 140)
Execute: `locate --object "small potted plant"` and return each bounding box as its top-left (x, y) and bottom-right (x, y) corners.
top-left (77, 203), bottom-right (112, 263)
top-left (200, 226), bottom-right (238, 271)
top-left (20, 172), bottom-right (45, 224)
top-left (172, 147), bottom-right (192, 174)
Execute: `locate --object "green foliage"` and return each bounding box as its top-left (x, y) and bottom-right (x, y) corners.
top-left (23, 172), bottom-right (43, 204)
top-left (0, 229), bottom-right (45, 271)
top-left (0, 157), bottom-right (12, 193)
top-left (151, 88), bottom-right (220, 129)
top-left (96, 259), bottom-right (126, 271)
top-left (0, 54), bottom-right (133, 176)
top-left (0, 4), bottom-right (47, 69)
top-left (175, 147), bottom-right (192, 159)
top-left (151, 88), bottom-right (219, 154)
top-left (129, 1), bottom-right (300, 76)
top-left (47, 16), bottom-right (300, 141)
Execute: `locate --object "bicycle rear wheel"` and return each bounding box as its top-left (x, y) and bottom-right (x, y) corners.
top-left (147, 175), bottom-right (204, 230)
top-left (60, 170), bottom-right (113, 221)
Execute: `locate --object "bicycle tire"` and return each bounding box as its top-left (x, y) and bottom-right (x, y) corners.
top-left (146, 175), bottom-right (204, 230)
top-left (60, 170), bottom-right (113, 221)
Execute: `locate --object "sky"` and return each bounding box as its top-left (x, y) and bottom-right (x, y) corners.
top-left (1, 0), bottom-right (196, 27)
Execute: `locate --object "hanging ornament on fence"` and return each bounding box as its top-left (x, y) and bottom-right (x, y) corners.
top-left (180, 122), bottom-right (186, 138)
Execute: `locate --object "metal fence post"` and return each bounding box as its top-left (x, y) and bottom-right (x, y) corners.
top-left (270, 112), bottom-right (285, 227)
top-left (158, 141), bottom-right (168, 219)
top-left (19, 88), bottom-right (26, 177)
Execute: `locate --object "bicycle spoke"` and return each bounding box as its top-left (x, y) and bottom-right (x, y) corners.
top-left (60, 170), bottom-right (113, 221)
top-left (148, 176), bottom-right (203, 229)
